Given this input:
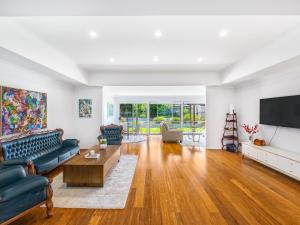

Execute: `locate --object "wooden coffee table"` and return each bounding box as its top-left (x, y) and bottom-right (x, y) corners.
top-left (63, 145), bottom-right (121, 187)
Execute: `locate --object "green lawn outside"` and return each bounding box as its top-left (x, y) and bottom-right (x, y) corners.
top-left (128, 126), bottom-right (205, 134)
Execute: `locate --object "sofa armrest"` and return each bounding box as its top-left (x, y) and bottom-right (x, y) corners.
top-left (62, 139), bottom-right (80, 147)
top-left (2, 158), bottom-right (30, 166)
top-left (0, 165), bottom-right (26, 188)
top-left (2, 159), bottom-right (36, 175)
top-left (0, 175), bottom-right (49, 203)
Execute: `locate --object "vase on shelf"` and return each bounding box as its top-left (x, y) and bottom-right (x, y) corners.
top-left (242, 124), bottom-right (258, 144)
top-left (100, 143), bottom-right (107, 149)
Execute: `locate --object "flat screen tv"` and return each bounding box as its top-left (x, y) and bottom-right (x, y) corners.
top-left (260, 95), bottom-right (300, 128)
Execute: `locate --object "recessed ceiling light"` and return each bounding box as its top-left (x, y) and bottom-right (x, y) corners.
top-left (154, 30), bottom-right (162, 38)
top-left (219, 29), bottom-right (228, 38)
top-left (197, 57), bottom-right (203, 63)
top-left (109, 57), bottom-right (115, 63)
top-left (153, 57), bottom-right (159, 63)
top-left (89, 30), bottom-right (98, 39)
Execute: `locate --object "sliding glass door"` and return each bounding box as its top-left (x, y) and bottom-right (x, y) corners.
top-left (120, 104), bottom-right (148, 134)
top-left (120, 103), bottom-right (205, 135)
top-left (134, 104), bottom-right (148, 134)
top-left (182, 104), bottom-right (205, 133)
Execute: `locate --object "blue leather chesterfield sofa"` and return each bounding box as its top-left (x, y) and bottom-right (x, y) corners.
top-left (0, 129), bottom-right (80, 175)
top-left (0, 165), bottom-right (53, 225)
top-left (99, 124), bottom-right (123, 145)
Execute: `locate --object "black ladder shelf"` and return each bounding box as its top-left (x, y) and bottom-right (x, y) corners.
top-left (221, 111), bottom-right (239, 151)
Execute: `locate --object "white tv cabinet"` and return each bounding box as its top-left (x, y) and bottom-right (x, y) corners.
top-left (242, 142), bottom-right (300, 181)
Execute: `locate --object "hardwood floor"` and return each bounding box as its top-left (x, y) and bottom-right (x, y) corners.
top-left (11, 136), bottom-right (300, 225)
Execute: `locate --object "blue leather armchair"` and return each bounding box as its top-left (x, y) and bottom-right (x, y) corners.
top-left (0, 129), bottom-right (80, 174)
top-left (0, 165), bottom-right (53, 224)
top-left (99, 124), bottom-right (123, 145)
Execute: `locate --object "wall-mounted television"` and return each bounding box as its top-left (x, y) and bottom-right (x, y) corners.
top-left (260, 95), bottom-right (300, 129)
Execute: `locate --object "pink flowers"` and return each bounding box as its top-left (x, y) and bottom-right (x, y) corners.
top-left (242, 124), bottom-right (258, 135)
top-left (242, 124), bottom-right (258, 141)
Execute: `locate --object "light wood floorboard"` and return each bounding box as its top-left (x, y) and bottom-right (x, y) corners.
top-left (11, 136), bottom-right (300, 225)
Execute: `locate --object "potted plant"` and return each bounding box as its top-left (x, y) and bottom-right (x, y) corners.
top-left (242, 124), bottom-right (258, 142)
top-left (99, 138), bottom-right (107, 149)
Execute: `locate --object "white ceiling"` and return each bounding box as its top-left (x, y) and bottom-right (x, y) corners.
top-left (1, 0), bottom-right (300, 16)
top-left (11, 16), bottom-right (300, 73)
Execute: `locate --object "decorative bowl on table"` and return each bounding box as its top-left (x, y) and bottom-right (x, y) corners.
top-left (85, 150), bottom-right (100, 159)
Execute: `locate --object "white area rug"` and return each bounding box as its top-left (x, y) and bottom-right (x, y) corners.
top-left (50, 155), bottom-right (138, 209)
top-left (122, 134), bottom-right (146, 143)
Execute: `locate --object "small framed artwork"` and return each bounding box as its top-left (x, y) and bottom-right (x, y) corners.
top-left (79, 99), bottom-right (92, 118)
top-left (107, 103), bottom-right (113, 117)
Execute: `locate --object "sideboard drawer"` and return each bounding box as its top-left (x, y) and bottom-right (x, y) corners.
top-left (242, 145), bottom-right (258, 159)
top-left (289, 161), bottom-right (300, 178)
top-left (257, 151), bottom-right (278, 167)
top-left (277, 157), bottom-right (294, 174)
top-left (257, 150), bottom-right (267, 163)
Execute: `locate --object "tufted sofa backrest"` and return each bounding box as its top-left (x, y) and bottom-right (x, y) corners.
top-left (1, 130), bottom-right (63, 161)
top-left (100, 124), bottom-right (123, 145)
top-left (104, 127), bottom-right (121, 137)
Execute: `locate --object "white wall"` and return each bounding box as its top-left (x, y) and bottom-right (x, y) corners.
top-left (0, 54), bottom-right (104, 148)
top-left (73, 86), bottom-right (103, 148)
top-left (206, 86), bottom-right (235, 149)
top-left (102, 88), bottom-right (115, 125)
top-left (0, 56), bottom-right (75, 139)
top-left (235, 66), bottom-right (300, 154)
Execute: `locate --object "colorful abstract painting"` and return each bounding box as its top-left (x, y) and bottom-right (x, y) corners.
top-left (79, 99), bottom-right (92, 118)
top-left (1, 87), bottom-right (47, 135)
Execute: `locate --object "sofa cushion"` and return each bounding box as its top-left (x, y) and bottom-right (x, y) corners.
top-left (47, 146), bottom-right (79, 162)
top-left (0, 176), bottom-right (48, 203)
top-left (0, 187), bottom-right (46, 223)
top-left (58, 150), bottom-right (71, 161)
top-left (33, 154), bottom-right (58, 174)
top-left (49, 148), bottom-right (70, 162)
top-left (67, 146), bottom-right (80, 156)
